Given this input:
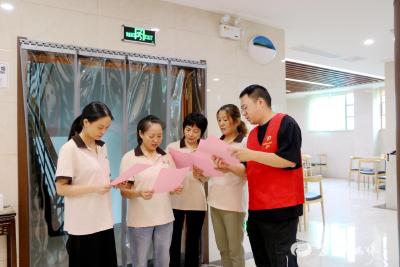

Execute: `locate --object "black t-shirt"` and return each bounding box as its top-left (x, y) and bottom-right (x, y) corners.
top-left (249, 115), bottom-right (303, 222)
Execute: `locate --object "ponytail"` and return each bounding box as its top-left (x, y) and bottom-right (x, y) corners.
top-left (237, 120), bottom-right (248, 136)
top-left (217, 104), bottom-right (247, 137)
top-left (68, 115), bottom-right (83, 140)
top-left (137, 126), bottom-right (144, 146)
top-left (67, 101), bottom-right (114, 140)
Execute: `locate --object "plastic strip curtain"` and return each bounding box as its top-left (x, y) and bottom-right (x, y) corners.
top-left (20, 41), bottom-right (206, 267)
top-left (126, 61), bottom-right (168, 150)
top-left (22, 49), bottom-right (75, 267)
top-left (78, 55), bottom-right (126, 265)
top-left (169, 65), bottom-right (206, 142)
top-left (119, 60), bottom-right (168, 266)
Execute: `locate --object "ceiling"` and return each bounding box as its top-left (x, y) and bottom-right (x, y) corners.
top-left (161, 0), bottom-right (394, 78)
top-left (285, 60), bottom-right (384, 93)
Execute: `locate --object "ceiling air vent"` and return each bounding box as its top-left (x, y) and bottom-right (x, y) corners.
top-left (290, 45), bottom-right (341, 59)
top-left (342, 56), bottom-right (365, 62)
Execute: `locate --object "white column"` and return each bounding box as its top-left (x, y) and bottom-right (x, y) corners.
top-left (384, 61), bottom-right (397, 209)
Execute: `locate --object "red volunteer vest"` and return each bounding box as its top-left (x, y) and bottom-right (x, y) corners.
top-left (246, 113), bottom-right (304, 210)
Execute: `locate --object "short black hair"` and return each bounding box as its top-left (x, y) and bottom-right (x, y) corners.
top-left (239, 84), bottom-right (272, 107)
top-left (183, 112), bottom-right (208, 137)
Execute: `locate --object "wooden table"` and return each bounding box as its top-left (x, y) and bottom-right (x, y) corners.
top-left (0, 206), bottom-right (16, 267)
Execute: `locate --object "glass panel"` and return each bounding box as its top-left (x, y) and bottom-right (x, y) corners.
top-left (78, 56), bottom-right (125, 264)
top-left (23, 50), bottom-right (75, 267)
top-left (329, 95), bottom-right (346, 131)
top-left (309, 94), bottom-right (346, 131)
top-left (346, 105), bottom-right (354, 117)
top-left (382, 115), bottom-right (386, 129)
top-left (347, 117), bottom-right (354, 130)
top-left (308, 96), bottom-right (329, 131)
top-left (382, 102), bottom-right (386, 116)
top-left (346, 93), bottom-right (354, 105)
top-left (169, 66), bottom-right (205, 142)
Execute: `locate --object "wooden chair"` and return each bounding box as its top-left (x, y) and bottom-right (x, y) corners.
top-left (375, 155), bottom-right (387, 199)
top-left (311, 153), bottom-right (327, 175)
top-left (357, 157), bottom-right (386, 192)
top-left (302, 154), bottom-right (313, 178)
top-left (376, 175), bottom-right (386, 199)
top-left (302, 175), bottom-right (325, 231)
top-left (349, 156), bottom-right (363, 185)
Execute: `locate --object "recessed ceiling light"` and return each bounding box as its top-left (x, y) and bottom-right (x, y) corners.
top-left (207, 89), bottom-right (211, 92)
top-left (363, 39), bottom-right (374, 46)
top-left (150, 28), bottom-right (160, 32)
top-left (1, 2), bottom-right (14, 11)
top-left (212, 78), bottom-right (220, 82)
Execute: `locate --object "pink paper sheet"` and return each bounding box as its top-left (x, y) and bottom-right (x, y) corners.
top-left (191, 151), bottom-right (223, 177)
top-left (169, 147), bottom-right (223, 177)
top-left (198, 135), bottom-right (240, 165)
top-left (152, 167), bottom-right (190, 193)
top-left (168, 148), bottom-right (193, 168)
top-left (110, 163), bottom-right (152, 186)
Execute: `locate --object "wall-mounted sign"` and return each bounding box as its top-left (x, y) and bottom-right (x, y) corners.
top-left (0, 62), bottom-right (8, 89)
top-left (122, 25), bottom-right (156, 45)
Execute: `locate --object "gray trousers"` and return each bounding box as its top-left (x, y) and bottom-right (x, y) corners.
top-left (210, 206), bottom-right (246, 267)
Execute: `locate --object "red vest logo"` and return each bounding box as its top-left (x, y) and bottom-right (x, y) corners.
top-left (262, 135), bottom-right (272, 149)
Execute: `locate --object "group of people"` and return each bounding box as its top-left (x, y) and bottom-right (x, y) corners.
top-left (55, 84), bottom-right (304, 267)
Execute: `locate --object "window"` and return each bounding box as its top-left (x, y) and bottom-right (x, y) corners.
top-left (380, 90), bottom-right (386, 129)
top-left (309, 93), bottom-right (354, 131)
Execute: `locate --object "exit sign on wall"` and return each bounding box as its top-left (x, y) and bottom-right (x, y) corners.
top-left (122, 25), bottom-right (156, 45)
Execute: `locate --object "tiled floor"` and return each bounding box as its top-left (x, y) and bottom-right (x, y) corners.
top-left (295, 178), bottom-right (398, 267)
top-left (206, 178), bottom-right (399, 267)
top-left (12, 178), bottom-right (397, 267)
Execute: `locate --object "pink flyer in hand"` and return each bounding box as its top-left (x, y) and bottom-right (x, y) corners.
top-left (110, 163), bottom-right (152, 186)
top-left (152, 167), bottom-right (190, 193)
top-left (198, 135), bottom-right (240, 165)
top-left (191, 151), bottom-right (223, 177)
top-left (169, 148), bottom-right (194, 168)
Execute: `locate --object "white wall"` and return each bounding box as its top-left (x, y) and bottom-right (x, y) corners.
top-left (383, 61), bottom-right (397, 209)
top-left (354, 90), bottom-right (374, 157)
top-left (384, 62), bottom-right (396, 152)
top-left (373, 62), bottom-right (395, 159)
top-left (287, 87), bottom-right (385, 179)
top-left (0, 0), bottom-right (286, 264)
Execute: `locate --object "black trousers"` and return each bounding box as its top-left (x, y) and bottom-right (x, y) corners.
top-left (169, 209), bottom-right (206, 267)
top-left (66, 228), bottom-right (117, 267)
top-left (247, 216), bottom-right (299, 267)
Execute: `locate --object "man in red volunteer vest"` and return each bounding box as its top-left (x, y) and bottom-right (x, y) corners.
top-left (231, 84), bottom-right (304, 267)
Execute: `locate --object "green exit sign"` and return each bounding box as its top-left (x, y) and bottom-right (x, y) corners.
top-left (122, 25), bottom-right (156, 45)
